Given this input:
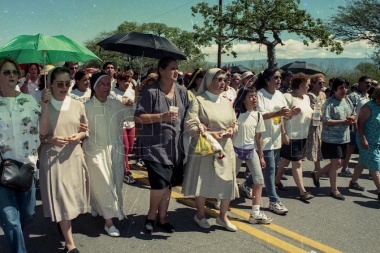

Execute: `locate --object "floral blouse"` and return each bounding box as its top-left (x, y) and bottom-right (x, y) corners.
top-left (0, 93), bottom-right (41, 167)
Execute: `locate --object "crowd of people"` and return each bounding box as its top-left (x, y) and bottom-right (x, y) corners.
top-left (1, 56), bottom-right (380, 253)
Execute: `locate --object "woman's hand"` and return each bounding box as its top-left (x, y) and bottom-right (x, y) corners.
top-left (50, 136), bottom-right (70, 147)
top-left (221, 127), bottom-right (234, 138)
top-left (209, 131), bottom-right (223, 141)
top-left (66, 133), bottom-right (83, 144)
top-left (291, 106), bottom-right (301, 116)
top-left (125, 99), bottom-right (134, 106)
top-left (78, 123), bottom-right (88, 133)
top-left (282, 133), bottom-right (290, 145)
top-left (278, 107), bottom-right (291, 119)
top-left (41, 89), bottom-right (52, 104)
top-left (161, 111), bottom-right (178, 122)
top-left (259, 157), bottom-right (266, 169)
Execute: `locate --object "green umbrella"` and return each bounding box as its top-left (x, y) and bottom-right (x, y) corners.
top-left (0, 33), bottom-right (100, 64)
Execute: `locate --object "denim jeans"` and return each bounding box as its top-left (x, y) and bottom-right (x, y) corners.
top-left (0, 181), bottom-right (36, 253)
top-left (262, 149), bottom-right (281, 203)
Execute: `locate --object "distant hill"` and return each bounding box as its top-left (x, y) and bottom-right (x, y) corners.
top-left (216, 58), bottom-right (373, 73)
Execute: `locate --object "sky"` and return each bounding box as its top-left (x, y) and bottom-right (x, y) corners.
top-left (0, 0), bottom-right (374, 63)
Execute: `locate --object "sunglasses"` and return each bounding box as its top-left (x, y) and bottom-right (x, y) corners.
top-left (55, 82), bottom-right (71, 88)
top-left (69, 67), bottom-right (78, 70)
top-left (213, 77), bottom-right (228, 82)
top-left (2, 70), bottom-right (19, 76)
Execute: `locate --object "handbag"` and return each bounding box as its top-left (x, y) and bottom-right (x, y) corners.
top-left (0, 153), bottom-right (35, 192)
top-left (195, 133), bottom-right (213, 156)
top-left (233, 145), bottom-right (255, 161)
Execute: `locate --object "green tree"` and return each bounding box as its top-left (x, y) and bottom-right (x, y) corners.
top-left (85, 21), bottom-right (205, 74)
top-left (328, 0), bottom-right (380, 65)
top-left (192, 0), bottom-right (343, 68)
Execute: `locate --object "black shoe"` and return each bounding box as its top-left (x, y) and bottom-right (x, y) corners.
top-left (157, 222), bottom-right (175, 233)
top-left (349, 181), bottom-right (365, 191)
top-left (64, 247), bottom-right (80, 253)
top-left (281, 175), bottom-right (288, 181)
top-left (275, 182), bottom-right (288, 191)
top-left (330, 192), bottom-right (345, 201)
top-left (311, 171), bottom-right (320, 188)
top-left (144, 219), bottom-right (155, 234)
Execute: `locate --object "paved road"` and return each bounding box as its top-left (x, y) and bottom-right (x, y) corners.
top-left (1, 154), bottom-right (379, 253)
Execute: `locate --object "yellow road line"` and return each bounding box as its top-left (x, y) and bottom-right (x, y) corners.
top-left (130, 171), bottom-right (342, 253)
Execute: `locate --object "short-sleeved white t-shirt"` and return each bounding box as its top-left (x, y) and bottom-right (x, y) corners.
top-left (283, 93), bottom-right (313, 139)
top-left (233, 110), bottom-right (265, 148)
top-left (257, 88), bottom-right (288, 150)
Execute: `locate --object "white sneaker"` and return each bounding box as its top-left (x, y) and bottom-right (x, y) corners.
top-left (193, 215), bottom-right (211, 229)
top-left (104, 225), bottom-right (120, 237)
top-left (214, 199), bottom-right (221, 210)
top-left (239, 183), bottom-right (252, 199)
top-left (249, 211), bottom-right (273, 224)
top-left (268, 202), bottom-right (288, 215)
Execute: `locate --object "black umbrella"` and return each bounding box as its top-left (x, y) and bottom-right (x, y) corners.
top-left (229, 65), bottom-right (251, 74)
top-left (97, 32), bottom-right (187, 60)
top-left (280, 61), bottom-right (324, 75)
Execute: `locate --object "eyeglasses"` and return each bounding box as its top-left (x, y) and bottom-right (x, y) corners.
top-left (55, 82), bottom-right (71, 88)
top-left (213, 77), bottom-right (228, 82)
top-left (272, 76), bottom-right (282, 80)
top-left (318, 81), bottom-right (325, 84)
top-left (1, 70), bottom-right (19, 76)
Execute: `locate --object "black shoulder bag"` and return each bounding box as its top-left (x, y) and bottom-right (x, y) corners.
top-left (0, 153), bottom-right (35, 192)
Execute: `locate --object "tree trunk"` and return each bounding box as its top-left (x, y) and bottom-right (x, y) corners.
top-left (217, 0), bottom-right (223, 68)
top-left (266, 44), bottom-right (277, 69)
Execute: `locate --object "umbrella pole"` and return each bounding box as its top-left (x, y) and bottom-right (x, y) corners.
top-left (139, 52), bottom-right (144, 84)
top-left (43, 51), bottom-right (47, 89)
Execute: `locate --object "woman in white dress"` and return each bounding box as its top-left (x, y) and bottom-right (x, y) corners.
top-left (83, 72), bottom-right (131, 237)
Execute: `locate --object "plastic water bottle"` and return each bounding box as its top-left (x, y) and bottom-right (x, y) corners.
top-left (313, 100), bottom-right (321, 126)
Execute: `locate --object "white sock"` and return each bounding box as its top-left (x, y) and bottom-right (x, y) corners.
top-left (252, 205), bottom-right (260, 215)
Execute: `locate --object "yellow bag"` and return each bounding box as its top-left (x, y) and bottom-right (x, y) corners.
top-left (195, 133), bottom-right (213, 156)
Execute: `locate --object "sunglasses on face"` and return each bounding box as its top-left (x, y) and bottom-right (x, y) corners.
top-left (55, 82), bottom-right (71, 88)
top-left (1, 70), bottom-right (19, 76)
top-left (69, 67), bottom-right (78, 70)
top-left (213, 77), bottom-right (228, 82)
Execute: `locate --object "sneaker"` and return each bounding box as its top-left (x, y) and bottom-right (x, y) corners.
top-left (136, 159), bottom-right (145, 167)
top-left (249, 211), bottom-right (273, 224)
top-left (339, 169), bottom-right (353, 177)
top-left (123, 172), bottom-right (136, 184)
top-left (104, 225), bottom-right (120, 237)
top-left (244, 170), bottom-right (251, 179)
top-left (239, 183), bottom-right (252, 198)
top-left (275, 182), bottom-right (288, 191)
top-left (268, 202), bottom-right (288, 215)
top-left (214, 199), bottom-right (221, 210)
top-left (193, 215), bottom-right (210, 229)
top-left (349, 181), bottom-right (365, 191)
top-left (300, 191), bottom-right (314, 201)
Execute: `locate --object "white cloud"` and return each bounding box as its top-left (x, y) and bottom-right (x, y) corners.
top-left (202, 39), bottom-right (375, 62)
